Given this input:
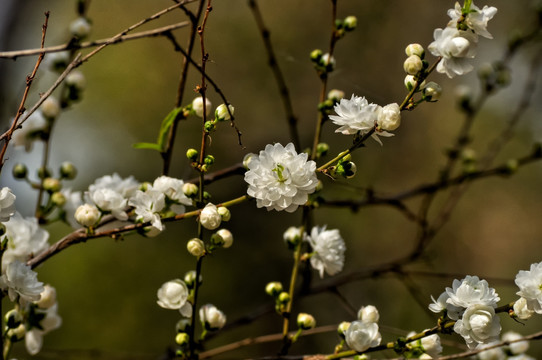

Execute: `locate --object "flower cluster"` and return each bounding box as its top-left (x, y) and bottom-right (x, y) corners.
top-left (430, 275), bottom-right (501, 348)
top-left (428, 1), bottom-right (497, 78)
top-left (343, 304), bottom-right (382, 353)
top-left (244, 143), bottom-right (318, 212)
top-left (328, 95), bottom-right (401, 145)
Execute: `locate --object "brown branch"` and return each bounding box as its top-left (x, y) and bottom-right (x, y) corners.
top-left (248, 0), bottom-right (301, 150)
top-left (0, 12), bottom-right (50, 174)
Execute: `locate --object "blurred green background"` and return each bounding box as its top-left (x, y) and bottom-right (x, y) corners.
top-left (1, 0), bottom-right (542, 358)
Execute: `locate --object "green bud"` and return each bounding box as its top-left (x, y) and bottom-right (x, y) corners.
top-left (310, 49), bottom-right (323, 62)
top-left (43, 177), bottom-right (61, 192)
top-left (327, 89), bottom-right (345, 102)
top-left (204, 155), bottom-right (215, 166)
top-left (60, 161), bottom-right (77, 180)
top-left (504, 159), bottom-right (519, 174)
top-left (186, 148), bottom-right (199, 162)
top-left (278, 291), bottom-right (290, 304)
top-left (203, 191), bottom-right (211, 201)
top-left (176, 318), bottom-right (192, 333)
top-left (5, 309), bottom-right (23, 329)
top-left (218, 206), bottom-right (231, 221)
top-left (316, 143), bottom-right (329, 158)
top-left (37, 166), bottom-right (51, 180)
top-left (204, 120), bottom-right (216, 133)
top-left (12, 163), bottom-right (28, 179)
top-left (337, 321), bottom-right (351, 338)
top-left (265, 281), bottom-right (283, 297)
top-left (344, 16), bottom-right (357, 31)
top-left (175, 332), bottom-right (190, 346)
top-left (210, 232), bottom-right (225, 247)
top-left (184, 270), bottom-right (202, 289)
top-left (297, 313), bottom-right (316, 330)
top-left (461, 148), bottom-right (477, 163)
top-left (51, 192), bottom-right (66, 207)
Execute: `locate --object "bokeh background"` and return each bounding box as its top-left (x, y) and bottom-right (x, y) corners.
top-left (1, 0), bottom-right (542, 358)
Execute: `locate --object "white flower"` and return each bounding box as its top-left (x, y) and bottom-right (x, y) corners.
top-left (283, 226), bottom-right (303, 246)
top-left (35, 284), bottom-right (57, 309)
top-left (377, 103), bottom-right (401, 131)
top-left (447, 2), bottom-right (497, 39)
top-left (358, 305), bottom-right (379, 323)
top-left (199, 203), bottom-right (221, 230)
top-left (69, 17), bottom-right (91, 38)
top-left (60, 189), bottom-right (83, 228)
top-left (304, 226), bottom-right (345, 278)
top-left (453, 304), bottom-right (501, 349)
top-left (41, 97), bottom-right (60, 119)
top-left (502, 331), bottom-right (529, 355)
top-left (215, 103), bottom-right (234, 121)
top-left (244, 143), bottom-right (318, 212)
top-left (199, 304), bottom-right (226, 330)
top-left (65, 70), bottom-right (86, 91)
top-left (0, 261), bottom-right (44, 304)
top-left (515, 261), bottom-right (542, 314)
top-left (157, 279), bottom-right (192, 317)
top-left (192, 97), bottom-right (212, 118)
top-left (0, 187), bottom-right (16, 222)
top-left (420, 333), bottom-right (443, 358)
top-left (153, 176), bottom-right (192, 214)
top-left (329, 95), bottom-right (394, 145)
top-left (477, 342), bottom-right (506, 360)
top-left (3, 213), bottom-right (49, 269)
top-left (24, 303), bottom-right (62, 355)
top-left (445, 275), bottom-right (500, 318)
top-left (216, 229), bottom-right (233, 248)
top-left (89, 173), bottom-right (139, 198)
top-left (74, 204), bottom-right (100, 227)
top-left (428, 27), bottom-right (478, 78)
top-left (128, 188), bottom-right (165, 233)
top-left (428, 292), bottom-right (449, 313)
top-left (513, 297), bottom-right (534, 320)
top-left (344, 320), bottom-right (381, 352)
top-left (13, 111), bottom-right (47, 151)
top-left (88, 188), bottom-right (128, 220)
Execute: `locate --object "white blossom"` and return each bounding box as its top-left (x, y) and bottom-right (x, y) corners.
top-left (377, 103), bottom-right (401, 131)
top-left (88, 188), bottom-right (128, 220)
top-left (357, 305), bottom-right (379, 324)
top-left (13, 111), bottom-right (47, 151)
top-left (74, 204), bottom-right (101, 228)
top-left (345, 320), bottom-right (381, 352)
top-left (477, 342), bottom-right (506, 360)
top-left (153, 176), bottom-right (192, 214)
top-left (128, 188), bottom-right (165, 233)
top-left (65, 70), bottom-right (86, 91)
top-left (3, 213), bottom-right (49, 269)
top-left (157, 279), bottom-right (192, 317)
top-left (0, 187), bottom-right (16, 222)
top-left (447, 1), bottom-right (498, 39)
top-left (69, 17), bottom-right (91, 38)
top-left (508, 354), bottom-right (536, 360)
top-left (0, 261), bottom-right (44, 304)
top-left (192, 97), bottom-right (212, 118)
top-left (297, 313), bottom-right (316, 330)
top-left (199, 304), bottom-right (226, 330)
top-left (304, 226), bottom-right (345, 278)
top-left (445, 275), bottom-right (500, 319)
top-left (24, 303), bottom-right (62, 355)
top-left (513, 297), bottom-right (534, 320)
top-left (199, 203), bottom-right (222, 230)
top-left (428, 292), bottom-right (449, 313)
top-left (453, 304), bottom-right (501, 349)
top-left (515, 261), bottom-right (542, 314)
top-left (420, 333), bottom-right (443, 358)
top-left (40, 97), bottom-right (60, 119)
top-left (428, 26), bottom-right (478, 78)
top-left (215, 103), bottom-right (234, 121)
top-left (502, 331), bottom-right (529, 355)
top-left (89, 173), bottom-right (139, 198)
top-left (244, 143), bottom-right (318, 212)
top-left (329, 95), bottom-right (394, 145)
top-left (216, 229), bottom-right (233, 248)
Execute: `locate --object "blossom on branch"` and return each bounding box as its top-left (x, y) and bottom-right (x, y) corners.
top-left (304, 226), bottom-right (346, 278)
top-left (453, 304), bottom-right (501, 349)
top-left (244, 143), bottom-right (318, 212)
top-left (0, 187), bottom-right (16, 222)
top-left (0, 261), bottom-right (44, 304)
top-left (3, 213), bottom-right (49, 269)
top-left (157, 279), bottom-right (192, 317)
top-left (447, 1), bottom-right (497, 39)
top-left (515, 261), bottom-right (542, 314)
top-left (428, 26), bottom-right (478, 78)
top-left (345, 319), bottom-right (381, 352)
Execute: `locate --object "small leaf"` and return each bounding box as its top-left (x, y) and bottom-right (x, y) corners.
top-left (132, 142), bottom-right (163, 151)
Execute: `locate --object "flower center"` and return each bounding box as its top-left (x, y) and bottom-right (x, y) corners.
top-left (272, 164), bottom-right (288, 183)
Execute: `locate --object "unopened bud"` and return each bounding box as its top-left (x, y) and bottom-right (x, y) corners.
top-left (6, 324), bottom-right (25, 342)
top-left (265, 281), bottom-right (283, 296)
top-left (328, 89), bottom-right (345, 102)
top-left (184, 270), bottom-right (202, 289)
top-left (187, 238), bottom-right (205, 257)
top-left (310, 49), bottom-right (323, 62)
top-left (175, 333), bottom-right (190, 346)
top-left (344, 16), bottom-right (357, 31)
top-left (69, 17), bottom-right (92, 39)
top-left (182, 183), bottom-right (198, 197)
top-left (43, 177), bottom-right (61, 193)
top-left (316, 143), bottom-right (329, 158)
top-left (217, 206), bottom-right (231, 222)
top-left (204, 155), bottom-right (215, 166)
top-left (41, 97), bottom-right (61, 119)
top-left (176, 318), bottom-right (192, 333)
top-left (422, 82), bottom-right (442, 102)
top-left (4, 310), bottom-right (23, 329)
top-left (12, 163), bottom-right (28, 179)
top-left (216, 229), bottom-right (233, 248)
top-left (60, 161), bottom-right (77, 180)
top-left (504, 159), bottom-right (519, 174)
top-left (243, 153), bottom-right (254, 169)
top-left (74, 204), bottom-right (100, 227)
top-left (283, 226), bottom-right (303, 248)
top-left (297, 313), bottom-right (316, 330)
top-left (66, 70), bottom-right (86, 91)
top-left (192, 97), bottom-right (212, 118)
top-left (403, 55), bottom-right (423, 75)
top-left (204, 120), bottom-right (216, 133)
top-left (51, 192), bottom-right (66, 207)
top-left (337, 321), bottom-right (351, 338)
top-left (278, 292), bottom-right (290, 304)
top-left (405, 43), bottom-right (425, 59)
top-left (215, 104), bottom-right (234, 121)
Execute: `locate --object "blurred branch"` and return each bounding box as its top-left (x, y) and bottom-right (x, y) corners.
top-left (248, 0), bottom-right (301, 150)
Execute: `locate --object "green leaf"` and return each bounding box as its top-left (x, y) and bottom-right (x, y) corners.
top-left (132, 107), bottom-right (183, 153)
top-left (132, 142), bottom-right (163, 151)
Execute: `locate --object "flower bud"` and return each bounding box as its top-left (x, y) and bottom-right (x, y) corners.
top-left (297, 313), bottom-right (316, 330)
top-left (182, 183), bottom-right (198, 198)
top-left (377, 103), bottom-right (401, 131)
top-left (47, 51), bottom-right (70, 72)
top-left (455, 85), bottom-right (472, 110)
top-left (184, 270), bottom-right (202, 289)
top-left (175, 332), bottom-right (189, 346)
top-left (6, 323), bottom-right (25, 342)
top-left (192, 97), bottom-right (212, 118)
top-left (358, 305), bottom-right (379, 323)
top-left (186, 148), bottom-right (199, 162)
top-left (337, 321), bottom-right (351, 338)
top-left (60, 161), bottom-right (77, 180)
top-left (204, 155), bottom-right (215, 166)
top-left (43, 178), bottom-right (61, 193)
top-left (242, 153), bottom-right (255, 170)
top-left (200, 304), bottom-right (226, 330)
top-left (336, 161), bottom-right (356, 179)
top-left (320, 53), bottom-right (336, 72)
top-left (204, 120), bottom-right (216, 133)
top-left (69, 17), bottom-right (92, 39)
top-left (51, 192), bottom-right (66, 207)
top-left (74, 204), bottom-right (100, 227)
top-left (316, 143), bottom-right (329, 158)
top-left (502, 331), bottom-right (529, 355)
top-left (215, 104), bottom-right (234, 121)
top-left (278, 291), bottom-right (290, 304)
top-left (461, 148), bottom-right (476, 163)
top-left (405, 43), bottom-right (425, 59)
top-left (176, 318), bottom-right (192, 333)
top-left (36, 285), bottom-right (57, 309)
top-left (203, 191), bottom-right (212, 201)
top-left (283, 226), bottom-right (303, 248)
top-left (310, 49), bottom-right (323, 62)
top-left (504, 159), bottom-right (519, 174)
top-left (422, 82), bottom-right (442, 102)
top-left (37, 166), bottom-right (51, 180)
top-left (187, 238), bottom-right (205, 257)
top-left (327, 89), bottom-right (345, 102)
top-left (265, 281), bottom-right (283, 296)
top-left (12, 163), bottom-right (28, 179)
top-left (403, 55), bottom-right (423, 75)
top-left (4, 309), bottom-right (23, 329)
top-left (41, 96), bottom-right (61, 119)
top-left (216, 229), bottom-right (233, 248)
top-left (66, 70), bottom-right (86, 91)
top-left (343, 16), bottom-right (357, 31)
top-left (513, 297), bottom-right (534, 320)
top-left (217, 206), bottom-right (231, 222)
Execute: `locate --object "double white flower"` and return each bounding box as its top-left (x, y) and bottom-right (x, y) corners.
top-left (304, 226), bottom-right (346, 278)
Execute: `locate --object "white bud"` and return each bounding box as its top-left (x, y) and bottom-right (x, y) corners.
top-left (265, 281), bottom-right (283, 296)
top-left (405, 43), bottom-right (425, 58)
top-left (74, 204), bottom-right (100, 227)
top-left (243, 153), bottom-right (254, 169)
top-left (403, 55), bottom-right (423, 75)
top-left (200, 304), bottom-right (226, 330)
top-left (216, 229), bottom-right (233, 248)
top-left (297, 313), bottom-right (316, 330)
top-left (404, 75), bottom-right (425, 91)
top-left (66, 70), bottom-right (86, 91)
top-left (344, 16), bottom-right (357, 31)
top-left (217, 207), bottom-right (231, 222)
top-left (215, 104), bottom-right (234, 121)
top-left (337, 321), bottom-right (351, 337)
top-left (187, 238), bottom-right (205, 257)
top-left (422, 82), bottom-right (442, 101)
top-left (199, 203), bottom-right (221, 230)
top-left (377, 103), bottom-right (401, 131)
top-left (328, 89), bottom-right (345, 101)
top-left (513, 297), bottom-right (534, 320)
top-left (41, 97), bottom-right (61, 119)
top-left (283, 226), bottom-right (303, 246)
top-left (192, 97), bottom-right (212, 118)
top-left (502, 331), bottom-right (529, 355)
top-left (69, 17), bottom-right (92, 39)
top-left (358, 305), bottom-right (379, 323)
top-left (182, 183), bottom-right (198, 197)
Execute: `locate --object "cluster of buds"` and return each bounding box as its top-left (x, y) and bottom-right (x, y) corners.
top-left (334, 15), bottom-right (357, 38)
top-left (330, 154), bottom-right (356, 179)
top-left (186, 148), bottom-right (215, 173)
top-left (191, 97), bottom-right (235, 134)
top-left (318, 89), bottom-right (345, 113)
top-left (310, 49), bottom-right (336, 76)
top-left (402, 43), bottom-right (442, 109)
